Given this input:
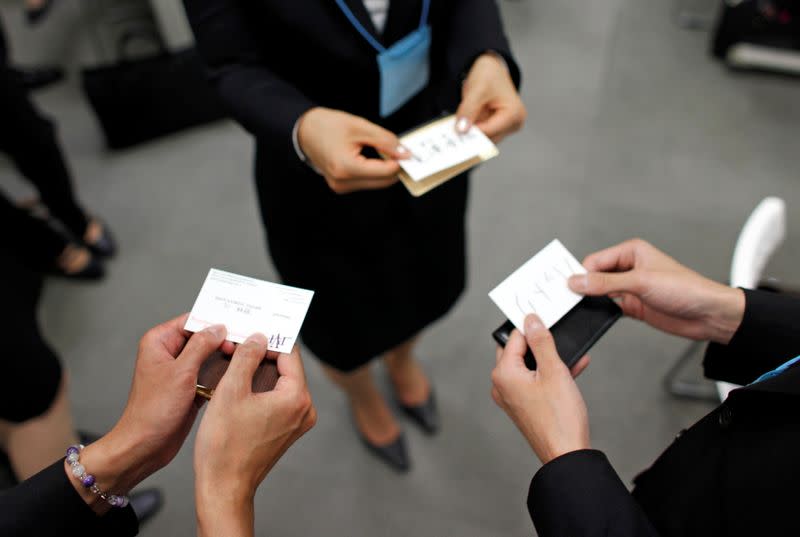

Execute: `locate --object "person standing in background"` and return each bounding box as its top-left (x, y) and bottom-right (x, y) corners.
top-left (0, 14), bottom-right (116, 280)
top-left (185, 0), bottom-right (525, 471)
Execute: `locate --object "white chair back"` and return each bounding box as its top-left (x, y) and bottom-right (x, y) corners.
top-left (718, 197), bottom-right (787, 400)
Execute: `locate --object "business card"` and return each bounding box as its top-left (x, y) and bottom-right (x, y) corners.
top-left (398, 115), bottom-right (498, 182)
top-left (184, 269), bottom-right (314, 353)
top-left (489, 240), bottom-right (587, 332)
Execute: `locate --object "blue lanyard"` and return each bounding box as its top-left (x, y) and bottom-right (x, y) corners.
top-left (334, 0), bottom-right (431, 53)
top-left (751, 354), bottom-right (800, 384)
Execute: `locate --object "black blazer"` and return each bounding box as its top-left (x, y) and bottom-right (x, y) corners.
top-left (527, 289), bottom-right (800, 537)
top-left (183, 0), bottom-right (521, 164)
top-left (0, 460), bottom-right (138, 537)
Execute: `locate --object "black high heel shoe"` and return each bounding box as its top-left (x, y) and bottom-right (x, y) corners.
top-left (357, 429), bottom-right (411, 473)
top-left (84, 220), bottom-right (118, 258)
top-left (25, 0), bottom-right (56, 25)
top-left (51, 244), bottom-right (105, 281)
top-left (398, 389), bottom-right (440, 435)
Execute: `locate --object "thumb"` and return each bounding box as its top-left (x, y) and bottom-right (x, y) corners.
top-left (352, 118), bottom-right (409, 159)
top-left (523, 314), bottom-right (562, 374)
top-left (219, 333), bottom-right (268, 395)
top-left (568, 271), bottom-right (645, 297)
top-left (455, 92), bottom-right (484, 133)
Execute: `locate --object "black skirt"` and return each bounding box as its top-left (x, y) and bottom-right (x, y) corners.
top-left (254, 147), bottom-right (468, 371)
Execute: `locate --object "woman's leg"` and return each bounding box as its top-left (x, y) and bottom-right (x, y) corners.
top-left (383, 336), bottom-right (431, 406)
top-left (0, 251), bottom-right (79, 480)
top-left (323, 363), bottom-right (400, 445)
top-left (1, 373), bottom-right (79, 480)
top-left (0, 52), bottom-right (90, 239)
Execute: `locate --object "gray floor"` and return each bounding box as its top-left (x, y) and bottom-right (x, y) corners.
top-left (2, 0), bottom-right (800, 535)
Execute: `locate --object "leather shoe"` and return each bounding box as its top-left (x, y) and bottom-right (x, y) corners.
top-left (130, 488), bottom-right (164, 527)
top-left (25, 0), bottom-right (56, 25)
top-left (85, 221), bottom-right (117, 258)
top-left (358, 431), bottom-right (410, 473)
top-left (10, 65), bottom-right (65, 91)
top-left (399, 389), bottom-right (439, 435)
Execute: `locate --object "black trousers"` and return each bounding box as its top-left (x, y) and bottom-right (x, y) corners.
top-left (0, 16), bottom-right (89, 266)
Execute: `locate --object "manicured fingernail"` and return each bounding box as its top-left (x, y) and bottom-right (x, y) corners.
top-left (396, 144), bottom-right (409, 155)
top-left (456, 117), bottom-right (470, 133)
top-left (525, 315), bottom-right (544, 333)
top-left (245, 333), bottom-right (268, 345)
top-left (568, 275), bottom-right (588, 293)
top-left (205, 324), bottom-right (225, 338)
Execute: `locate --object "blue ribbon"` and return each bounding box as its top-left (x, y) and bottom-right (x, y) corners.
top-left (751, 354), bottom-right (800, 384)
top-left (334, 0), bottom-right (431, 54)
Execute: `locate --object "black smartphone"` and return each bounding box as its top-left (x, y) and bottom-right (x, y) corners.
top-left (492, 296), bottom-right (622, 370)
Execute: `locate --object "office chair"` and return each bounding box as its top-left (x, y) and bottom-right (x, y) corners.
top-left (664, 196), bottom-right (787, 402)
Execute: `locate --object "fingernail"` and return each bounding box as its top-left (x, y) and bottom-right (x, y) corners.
top-left (525, 315), bottom-right (544, 333)
top-left (456, 117), bottom-right (470, 133)
top-left (245, 332), bottom-right (268, 345)
top-left (205, 324), bottom-right (225, 338)
top-left (396, 144), bottom-right (409, 155)
top-left (568, 274), bottom-right (588, 293)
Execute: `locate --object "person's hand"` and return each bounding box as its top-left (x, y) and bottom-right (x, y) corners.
top-left (455, 52), bottom-right (526, 143)
top-left (68, 315), bottom-right (234, 512)
top-left (297, 107), bottom-right (409, 194)
top-left (194, 334), bottom-right (317, 537)
top-left (492, 315), bottom-right (590, 465)
top-left (568, 239), bottom-right (745, 344)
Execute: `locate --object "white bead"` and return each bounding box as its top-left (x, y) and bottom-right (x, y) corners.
top-left (71, 464), bottom-right (85, 478)
top-left (66, 452), bottom-right (79, 463)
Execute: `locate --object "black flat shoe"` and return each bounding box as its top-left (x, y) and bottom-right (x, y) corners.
top-left (85, 222), bottom-right (117, 258)
top-left (358, 431), bottom-right (410, 473)
top-left (25, 0), bottom-right (56, 25)
top-left (130, 488), bottom-right (164, 527)
top-left (399, 389), bottom-right (440, 435)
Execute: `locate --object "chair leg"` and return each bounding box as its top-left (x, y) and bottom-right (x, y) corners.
top-left (663, 340), bottom-right (719, 402)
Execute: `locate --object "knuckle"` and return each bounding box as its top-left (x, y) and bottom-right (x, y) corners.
top-left (529, 329), bottom-right (554, 349)
top-left (304, 405), bottom-right (319, 431)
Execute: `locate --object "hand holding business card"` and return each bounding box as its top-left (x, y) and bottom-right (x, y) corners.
top-left (184, 269), bottom-right (314, 354)
top-left (393, 115), bottom-right (498, 197)
top-left (489, 240), bottom-right (621, 370)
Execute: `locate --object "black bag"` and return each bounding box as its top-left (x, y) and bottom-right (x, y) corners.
top-left (81, 31), bottom-right (226, 150)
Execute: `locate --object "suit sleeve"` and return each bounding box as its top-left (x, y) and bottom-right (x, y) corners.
top-left (0, 460), bottom-right (138, 537)
top-left (704, 289), bottom-right (800, 385)
top-left (183, 0), bottom-right (315, 160)
top-left (527, 450), bottom-right (659, 537)
top-left (442, 0), bottom-right (522, 89)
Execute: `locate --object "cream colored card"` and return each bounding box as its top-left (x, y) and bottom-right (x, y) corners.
top-left (393, 115), bottom-right (499, 197)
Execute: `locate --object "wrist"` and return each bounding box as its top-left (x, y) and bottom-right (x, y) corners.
top-left (64, 432), bottom-right (150, 514)
top-left (708, 286), bottom-right (746, 344)
top-left (196, 474), bottom-right (255, 537)
top-left (296, 107), bottom-right (325, 175)
top-left (535, 440), bottom-right (591, 466)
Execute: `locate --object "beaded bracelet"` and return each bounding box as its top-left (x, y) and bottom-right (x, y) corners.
top-left (66, 445), bottom-right (130, 508)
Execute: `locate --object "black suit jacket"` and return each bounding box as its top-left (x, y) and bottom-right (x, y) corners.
top-left (528, 289), bottom-right (800, 537)
top-left (0, 460), bottom-right (138, 537)
top-left (183, 0), bottom-right (520, 163)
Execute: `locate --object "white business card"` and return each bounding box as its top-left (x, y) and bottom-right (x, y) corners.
top-left (398, 116), bottom-right (498, 182)
top-left (184, 268), bottom-right (314, 353)
top-left (489, 240), bottom-right (587, 332)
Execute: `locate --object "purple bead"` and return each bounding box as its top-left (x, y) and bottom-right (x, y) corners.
top-left (66, 446), bottom-right (80, 457)
top-left (81, 474), bottom-right (95, 487)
